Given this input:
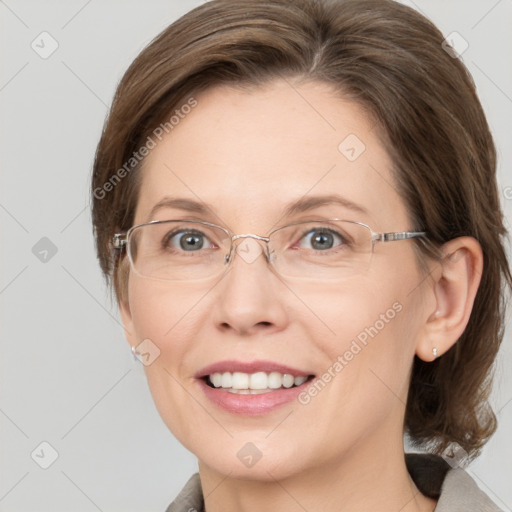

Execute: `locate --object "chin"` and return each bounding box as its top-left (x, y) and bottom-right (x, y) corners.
top-left (190, 435), bottom-right (315, 482)
top-left (199, 454), bottom-right (300, 482)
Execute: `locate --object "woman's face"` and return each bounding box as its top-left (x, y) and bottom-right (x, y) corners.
top-left (120, 79), bottom-right (434, 480)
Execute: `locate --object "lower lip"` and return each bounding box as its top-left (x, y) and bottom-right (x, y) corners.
top-left (197, 378), bottom-right (312, 416)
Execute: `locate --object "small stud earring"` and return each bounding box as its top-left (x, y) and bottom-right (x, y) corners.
top-left (432, 347), bottom-right (438, 359)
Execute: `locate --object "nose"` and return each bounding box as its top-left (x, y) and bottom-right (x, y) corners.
top-left (212, 236), bottom-right (289, 336)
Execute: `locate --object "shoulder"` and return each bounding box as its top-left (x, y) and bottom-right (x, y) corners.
top-left (165, 473), bottom-right (203, 512)
top-left (406, 453), bottom-right (502, 512)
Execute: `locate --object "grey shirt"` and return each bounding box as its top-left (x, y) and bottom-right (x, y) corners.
top-left (165, 453), bottom-right (501, 511)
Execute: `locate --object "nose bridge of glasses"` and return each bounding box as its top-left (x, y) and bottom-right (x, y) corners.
top-left (228, 233), bottom-right (271, 266)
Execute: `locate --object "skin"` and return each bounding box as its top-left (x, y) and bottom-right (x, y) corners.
top-left (120, 79), bottom-right (483, 512)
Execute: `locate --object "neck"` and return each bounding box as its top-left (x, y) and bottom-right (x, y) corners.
top-left (198, 430), bottom-right (437, 512)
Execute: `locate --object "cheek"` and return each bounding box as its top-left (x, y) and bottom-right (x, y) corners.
top-left (296, 270), bottom-right (420, 406)
top-left (128, 278), bottom-right (208, 344)
top-left (127, 280), bottom-right (214, 446)
top-left (127, 279), bottom-right (204, 397)
top-left (295, 276), bottom-right (407, 354)
top-left (286, 288), bottom-right (414, 455)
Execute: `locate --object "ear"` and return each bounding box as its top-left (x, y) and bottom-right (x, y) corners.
top-left (415, 236), bottom-right (483, 361)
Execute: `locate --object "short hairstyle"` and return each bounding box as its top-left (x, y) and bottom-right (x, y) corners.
top-left (91, 0), bottom-right (512, 459)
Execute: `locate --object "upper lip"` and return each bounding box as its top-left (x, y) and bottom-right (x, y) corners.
top-left (195, 360), bottom-right (313, 379)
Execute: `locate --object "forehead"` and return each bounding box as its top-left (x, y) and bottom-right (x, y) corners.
top-left (135, 79), bottom-right (409, 231)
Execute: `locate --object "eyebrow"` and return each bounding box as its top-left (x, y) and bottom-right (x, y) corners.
top-left (147, 194), bottom-right (368, 222)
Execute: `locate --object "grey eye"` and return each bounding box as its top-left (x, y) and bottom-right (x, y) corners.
top-left (164, 230), bottom-right (210, 251)
top-left (299, 229), bottom-right (344, 251)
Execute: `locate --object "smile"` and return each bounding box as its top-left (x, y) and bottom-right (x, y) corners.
top-left (195, 360), bottom-right (316, 415)
top-left (207, 371), bottom-right (310, 393)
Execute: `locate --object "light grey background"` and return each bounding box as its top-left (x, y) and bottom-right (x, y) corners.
top-left (1, 1), bottom-right (511, 511)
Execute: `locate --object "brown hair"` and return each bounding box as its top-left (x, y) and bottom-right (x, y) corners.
top-left (91, 0), bottom-right (511, 459)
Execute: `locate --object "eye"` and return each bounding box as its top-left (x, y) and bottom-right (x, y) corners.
top-left (163, 229), bottom-right (213, 252)
top-left (297, 228), bottom-right (346, 251)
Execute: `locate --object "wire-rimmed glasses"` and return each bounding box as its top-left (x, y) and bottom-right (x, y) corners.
top-left (112, 219), bottom-right (427, 282)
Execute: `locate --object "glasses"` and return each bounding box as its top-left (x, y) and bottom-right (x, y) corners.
top-left (112, 219), bottom-right (427, 282)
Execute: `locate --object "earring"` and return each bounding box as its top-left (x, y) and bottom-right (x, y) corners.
top-left (432, 347), bottom-right (438, 359)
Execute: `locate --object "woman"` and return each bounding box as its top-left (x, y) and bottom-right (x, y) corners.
top-left (91, 0), bottom-right (511, 510)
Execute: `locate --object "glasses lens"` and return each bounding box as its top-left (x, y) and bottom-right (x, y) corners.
top-left (128, 221), bottom-right (230, 281)
top-left (269, 220), bottom-right (372, 280)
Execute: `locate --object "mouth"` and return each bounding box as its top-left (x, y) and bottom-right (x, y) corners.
top-left (203, 371), bottom-right (315, 394)
top-left (195, 360), bottom-right (316, 415)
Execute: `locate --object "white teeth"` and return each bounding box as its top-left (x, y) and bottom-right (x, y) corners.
top-left (249, 372), bottom-right (268, 389)
top-left (282, 374), bottom-right (294, 388)
top-left (221, 372), bottom-right (232, 388)
top-left (211, 373), bottom-right (223, 388)
top-left (208, 371), bottom-right (310, 391)
top-left (268, 371), bottom-right (282, 389)
top-left (231, 372), bottom-right (249, 390)
top-left (294, 376), bottom-right (308, 386)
